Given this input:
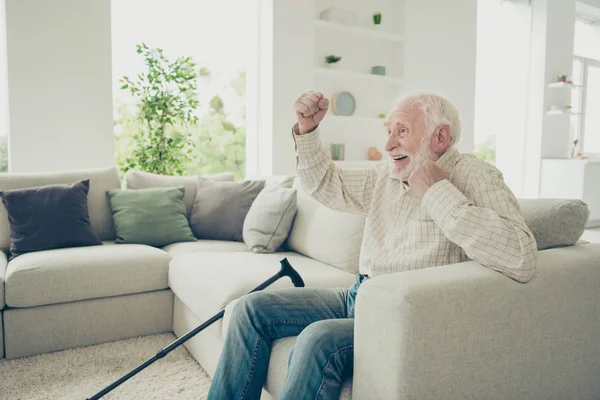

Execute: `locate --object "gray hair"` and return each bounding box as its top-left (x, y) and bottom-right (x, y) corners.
top-left (390, 92), bottom-right (462, 147)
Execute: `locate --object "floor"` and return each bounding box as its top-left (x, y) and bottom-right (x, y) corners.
top-left (0, 333), bottom-right (211, 400)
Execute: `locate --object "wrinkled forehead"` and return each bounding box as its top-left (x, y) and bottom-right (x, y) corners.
top-left (384, 99), bottom-right (424, 128)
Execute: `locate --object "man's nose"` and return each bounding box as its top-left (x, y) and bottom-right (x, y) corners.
top-left (385, 135), bottom-right (396, 152)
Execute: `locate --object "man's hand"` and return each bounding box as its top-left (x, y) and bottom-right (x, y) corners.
top-left (407, 161), bottom-right (449, 198)
top-left (294, 91), bottom-right (329, 134)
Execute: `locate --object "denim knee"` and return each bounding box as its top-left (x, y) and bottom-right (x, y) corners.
top-left (293, 320), bottom-right (339, 356)
top-left (229, 292), bottom-right (268, 331)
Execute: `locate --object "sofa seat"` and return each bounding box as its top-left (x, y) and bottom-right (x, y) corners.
top-left (162, 240), bottom-right (248, 256)
top-left (5, 242), bottom-right (171, 308)
top-left (169, 251), bottom-right (356, 326)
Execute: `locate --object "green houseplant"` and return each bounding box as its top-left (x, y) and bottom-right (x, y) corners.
top-left (324, 54), bottom-right (342, 69)
top-left (119, 43), bottom-right (202, 176)
top-left (373, 12), bottom-right (382, 26)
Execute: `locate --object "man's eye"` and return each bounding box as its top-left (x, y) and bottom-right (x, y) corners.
top-left (400, 128), bottom-right (407, 133)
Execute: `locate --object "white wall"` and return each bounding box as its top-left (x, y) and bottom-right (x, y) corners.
top-left (5, 0), bottom-right (114, 173)
top-left (403, 0), bottom-right (478, 154)
top-left (0, 0), bottom-right (8, 141)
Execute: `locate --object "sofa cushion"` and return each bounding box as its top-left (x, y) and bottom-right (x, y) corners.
top-left (243, 185), bottom-right (297, 253)
top-left (287, 178), bottom-right (366, 274)
top-left (107, 187), bottom-right (196, 247)
top-left (124, 170), bottom-right (235, 217)
top-left (0, 180), bottom-right (103, 258)
top-left (0, 167), bottom-right (121, 252)
top-left (190, 179), bottom-right (266, 242)
top-left (0, 251), bottom-right (7, 309)
top-left (168, 252), bottom-right (356, 324)
top-left (162, 240), bottom-right (248, 256)
top-left (518, 198), bottom-right (590, 250)
top-left (243, 175), bottom-right (296, 189)
top-left (5, 242), bottom-right (171, 308)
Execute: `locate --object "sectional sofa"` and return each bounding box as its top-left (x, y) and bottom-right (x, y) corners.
top-left (0, 166), bottom-right (599, 399)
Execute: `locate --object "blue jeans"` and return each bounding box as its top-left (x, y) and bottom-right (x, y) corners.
top-left (207, 274), bottom-right (369, 400)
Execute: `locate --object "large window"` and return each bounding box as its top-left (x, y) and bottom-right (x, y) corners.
top-left (571, 57), bottom-right (600, 157)
top-left (572, 12), bottom-right (600, 158)
top-left (111, 0), bottom-right (255, 179)
top-left (474, 0), bottom-right (531, 194)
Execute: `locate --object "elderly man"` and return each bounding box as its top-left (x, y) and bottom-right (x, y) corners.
top-left (207, 92), bottom-right (537, 400)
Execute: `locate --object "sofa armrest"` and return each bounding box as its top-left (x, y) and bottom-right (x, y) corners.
top-left (352, 244), bottom-right (600, 400)
top-left (0, 250), bottom-right (7, 309)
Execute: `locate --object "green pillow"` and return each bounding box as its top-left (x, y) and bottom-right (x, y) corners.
top-left (107, 187), bottom-right (195, 247)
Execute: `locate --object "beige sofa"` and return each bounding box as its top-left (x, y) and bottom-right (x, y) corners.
top-left (1, 167), bottom-right (599, 400)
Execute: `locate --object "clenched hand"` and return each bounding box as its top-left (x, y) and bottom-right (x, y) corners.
top-left (294, 91), bottom-right (329, 134)
top-left (407, 160), bottom-right (449, 198)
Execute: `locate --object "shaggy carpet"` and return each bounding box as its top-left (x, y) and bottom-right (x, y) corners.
top-left (0, 333), bottom-right (211, 399)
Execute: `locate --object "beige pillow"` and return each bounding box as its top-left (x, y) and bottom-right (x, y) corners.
top-left (287, 178), bottom-right (366, 274)
top-left (125, 170), bottom-right (234, 216)
top-left (243, 186), bottom-right (297, 253)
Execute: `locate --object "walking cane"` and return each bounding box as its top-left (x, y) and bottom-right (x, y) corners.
top-left (86, 257), bottom-right (305, 400)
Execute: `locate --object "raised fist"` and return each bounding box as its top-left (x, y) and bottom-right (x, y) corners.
top-left (294, 91), bottom-right (329, 134)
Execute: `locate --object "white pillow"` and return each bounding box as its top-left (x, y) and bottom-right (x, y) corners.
top-left (243, 186), bottom-right (297, 253)
top-left (287, 178), bottom-right (366, 274)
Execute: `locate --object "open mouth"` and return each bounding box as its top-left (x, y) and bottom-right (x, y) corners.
top-left (393, 155), bottom-right (408, 161)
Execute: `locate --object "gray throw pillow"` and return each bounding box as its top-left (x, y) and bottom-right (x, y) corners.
top-left (190, 179), bottom-right (266, 241)
top-left (125, 170), bottom-right (235, 217)
top-left (243, 186), bottom-right (297, 253)
top-left (0, 180), bottom-right (102, 258)
top-left (518, 198), bottom-right (590, 250)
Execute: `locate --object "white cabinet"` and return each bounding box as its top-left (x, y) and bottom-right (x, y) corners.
top-left (540, 159), bottom-right (600, 227)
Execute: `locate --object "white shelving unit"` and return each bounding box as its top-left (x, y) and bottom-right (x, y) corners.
top-left (547, 82), bottom-right (583, 89)
top-left (327, 115), bottom-right (387, 123)
top-left (314, 67), bottom-right (404, 84)
top-left (313, 0), bottom-right (405, 165)
top-left (313, 19), bottom-right (404, 42)
top-left (546, 110), bottom-right (583, 115)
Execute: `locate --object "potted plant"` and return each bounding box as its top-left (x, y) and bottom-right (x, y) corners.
top-left (324, 54), bottom-right (343, 69)
top-left (373, 12), bottom-right (382, 27)
top-left (118, 43), bottom-right (200, 176)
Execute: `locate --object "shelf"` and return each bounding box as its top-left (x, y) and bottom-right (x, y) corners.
top-left (314, 20), bottom-right (404, 42)
top-left (333, 160), bottom-right (385, 169)
top-left (327, 115), bottom-right (387, 123)
top-left (548, 82), bottom-right (583, 89)
top-left (315, 67), bottom-right (404, 84)
top-left (546, 110), bottom-right (583, 115)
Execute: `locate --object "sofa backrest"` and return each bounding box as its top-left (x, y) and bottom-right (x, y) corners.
top-left (286, 177), bottom-right (590, 273)
top-left (287, 178), bottom-right (366, 274)
top-left (125, 170), bottom-right (235, 217)
top-left (518, 198), bottom-right (589, 250)
top-left (0, 167), bottom-right (121, 251)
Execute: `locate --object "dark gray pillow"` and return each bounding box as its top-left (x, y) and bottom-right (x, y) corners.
top-left (190, 179), bottom-right (266, 241)
top-left (518, 198), bottom-right (590, 250)
top-left (0, 180), bottom-right (103, 258)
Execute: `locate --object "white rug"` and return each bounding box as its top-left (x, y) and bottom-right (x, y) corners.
top-left (0, 333), bottom-right (212, 400)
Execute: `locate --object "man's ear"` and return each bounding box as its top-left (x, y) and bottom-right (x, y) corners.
top-left (432, 125), bottom-right (451, 153)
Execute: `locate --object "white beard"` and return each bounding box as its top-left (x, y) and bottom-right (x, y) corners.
top-left (389, 139), bottom-right (436, 181)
